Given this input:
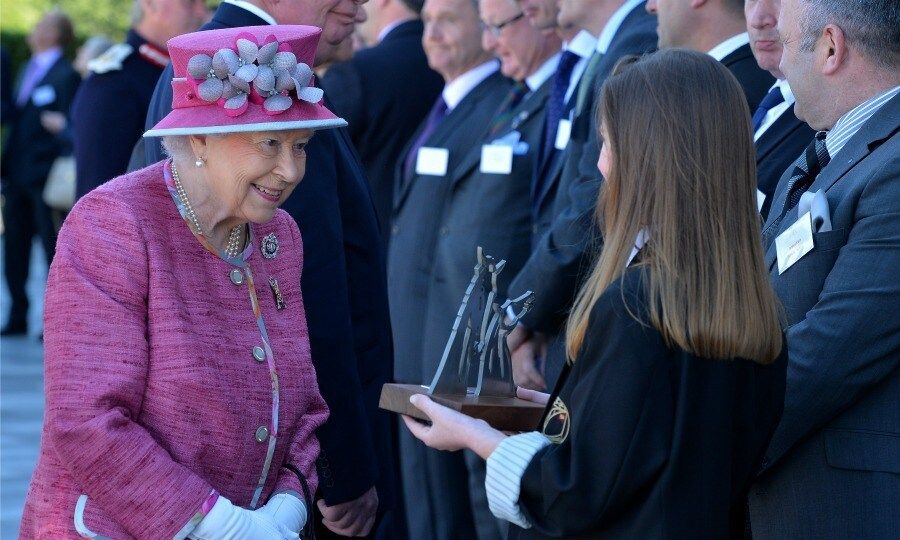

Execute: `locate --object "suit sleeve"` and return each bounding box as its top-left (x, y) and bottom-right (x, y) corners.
top-left (43, 192), bottom-right (216, 539)
top-left (764, 153), bottom-right (900, 467)
top-left (508, 127), bottom-right (602, 333)
top-left (515, 276), bottom-right (672, 535)
top-left (319, 61), bottom-right (365, 142)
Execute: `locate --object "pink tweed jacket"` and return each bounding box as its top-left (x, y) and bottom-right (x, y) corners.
top-left (20, 161), bottom-right (329, 539)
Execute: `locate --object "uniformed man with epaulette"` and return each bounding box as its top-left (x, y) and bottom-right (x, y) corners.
top-left (72, 0), bottom-right (206, 199)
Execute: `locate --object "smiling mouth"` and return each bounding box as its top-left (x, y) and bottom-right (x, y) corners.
top-left (252, 183), bottom-right (283, 200)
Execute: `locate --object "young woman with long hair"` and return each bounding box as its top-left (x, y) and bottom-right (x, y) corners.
top-left (403, 49), bottom-right (787, 539)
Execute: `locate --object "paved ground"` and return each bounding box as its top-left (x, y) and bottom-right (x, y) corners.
top-left (0, 239), bottom-right (48, 538)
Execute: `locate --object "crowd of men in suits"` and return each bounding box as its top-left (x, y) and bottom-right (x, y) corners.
top-left (2, 0), bottom-right (897, 537)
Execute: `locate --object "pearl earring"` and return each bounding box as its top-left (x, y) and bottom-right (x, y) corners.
top-left (195, 158), bottom-right (205, 168)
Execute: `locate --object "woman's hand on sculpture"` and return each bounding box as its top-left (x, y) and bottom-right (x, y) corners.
top-left (403, 394), bottom-right (507, 460)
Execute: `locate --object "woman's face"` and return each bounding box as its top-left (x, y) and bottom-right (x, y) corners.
top-left (597, 125), bottom-right (612, 180)
top-left (197, 129), bottom-right (314, 224)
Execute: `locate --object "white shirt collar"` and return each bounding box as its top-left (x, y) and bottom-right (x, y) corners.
top-left (525, 52), bottom-right (560, 92)
top-left (596, 0), bottom-right (645, 54)
top-left (774, 78), bottom-right (794, 104)
top-left (565, 30), bottom-right (598, 59)
top-left (222, 0), bottom-right (277, 25)
top-left (825, 85), bottom-right (900, 158)
top-left (442, 60), bottom-right (499, 111)
top-left (753, 78), bottom-right (796, 141)
top-left (707, 32), bottom-right (749, 62)
top-left (626, 229), bottom-right (650, 267)
top-left (377, 19), bottom-right (411, 43)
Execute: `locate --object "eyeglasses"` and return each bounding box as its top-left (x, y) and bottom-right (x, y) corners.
top-left (481, 12), bottom-right (525, 37)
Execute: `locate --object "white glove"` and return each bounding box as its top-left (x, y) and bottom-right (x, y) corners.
top-left (256, 493), bottom-right (307, 537)
top-left (188, 495), bottom-right (296, 539)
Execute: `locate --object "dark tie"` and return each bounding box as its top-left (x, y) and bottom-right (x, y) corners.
top-left (404, 96), bottom-right (448, 179)
top-left (488, 82), bottom-right (529, 138)
top-left (751, 85), bottom-right (786, 132)
top-left (543, 50), bottom-right (581, 157)
top-left (575, 51), bottom-right (603, 114)
top-left (782, 132), bottom-right (831, 215)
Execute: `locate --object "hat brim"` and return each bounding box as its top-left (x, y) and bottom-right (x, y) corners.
top-left (144, 100), bottom-right (347, 137)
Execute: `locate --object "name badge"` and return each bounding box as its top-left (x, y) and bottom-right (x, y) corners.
top-left (775, 211), bottom-right (815, 274)
top-left (480, 144), bottom-right (513, 175)
top-left (32, 85), bottom-right (56, 107)
top-left (416, 147), bottom-right (449, 176)
top-left (554, 119), bottom-right (572, 150)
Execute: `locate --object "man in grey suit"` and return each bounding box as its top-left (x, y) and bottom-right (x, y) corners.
top-left (747, 0), bottom-right (900, 537)
top-left (387, 0), bottom-right (511, 536)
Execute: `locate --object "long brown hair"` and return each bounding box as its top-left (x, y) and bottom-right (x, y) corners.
top-left (565, 49), bottom-right (782, 364)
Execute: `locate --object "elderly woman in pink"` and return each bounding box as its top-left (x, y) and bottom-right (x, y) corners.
top-left (21, 26), bottom-right (345, 539)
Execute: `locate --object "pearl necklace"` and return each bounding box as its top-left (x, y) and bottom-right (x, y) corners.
top-left (171, 161), bottom-right (244, 258)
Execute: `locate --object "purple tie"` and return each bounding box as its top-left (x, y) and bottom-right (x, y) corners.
top-left (404, 96), bottom-right (448, 179)
top-left (543, 50), bottom-right (580, 158)
top-left (16, 58), bottom-right (41, 106)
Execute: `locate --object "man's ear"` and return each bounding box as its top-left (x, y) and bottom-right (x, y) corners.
top-left (820, 23), bottom-right (847, 76)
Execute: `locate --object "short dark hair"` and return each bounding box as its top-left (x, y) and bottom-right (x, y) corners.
top-left (800, 0), bottom-right (900, 70)
top-left (400, 0), bottom-right (426, 15)
top-left (48, 9), bottom-right (76, 49)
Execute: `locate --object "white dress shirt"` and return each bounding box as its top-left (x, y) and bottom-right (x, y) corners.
top-left (563, 30), bottom-right (598, 104)
top-left (754, 78), bottom-right (796, 141)
top-left (525, 53), bottom-right (561, 92)
top-left (222, 0), bottom-right (277, 24)
top-left (596, 0), bottom-right (646, 55)
top-left (707, 32), bottom-right (750, 62)
top-left (442, 60), bottom-right (500, 111)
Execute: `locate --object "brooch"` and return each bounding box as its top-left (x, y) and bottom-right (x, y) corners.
top-left (542, 396), bottom-right (571, 444)
top-left (261, 233), bottom-right (279, 259)
top-left (269, 278), bottom-right (286, 310)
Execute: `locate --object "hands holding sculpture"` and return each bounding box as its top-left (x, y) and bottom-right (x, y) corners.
top-left (507, 323), bottom-right (547, 391)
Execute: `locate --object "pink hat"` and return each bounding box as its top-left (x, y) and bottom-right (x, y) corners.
top-left (144, 25), bottom-right (346, 137)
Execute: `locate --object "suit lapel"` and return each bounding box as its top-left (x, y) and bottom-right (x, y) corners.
top-left (756, 106), bottom-right (805, 163)
top-left (450, 83), bottom-right (551, 189)
top-left (763, 94), bottom-right (900, 270)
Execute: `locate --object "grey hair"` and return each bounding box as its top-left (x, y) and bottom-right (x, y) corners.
top-left (161, 135), bottom-right (193, 160)
top-left (131, 0), bottom-right (145, 26)
top-left (799, 0), bottom-right (900, 70)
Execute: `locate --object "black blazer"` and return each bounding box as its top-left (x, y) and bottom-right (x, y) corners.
top-left (320, 20), bottom-right (443, 241)
top-left (513, 267), bottom-right (787, 539)
top-left (141, 2), bottom-right (393, 508)
top-left (74, 30), bottom-right (166, 199)
top-left (1, 55), bottom-right (80, 187)
top-left (755, 104), bottom-right (815, 219)
top-left (719, 43), bottom-right (775, 114)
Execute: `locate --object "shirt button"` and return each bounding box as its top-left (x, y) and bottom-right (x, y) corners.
top-left (230, 268), bottom-right (244, 285)
top-left (252, 346), bottom-right (265, 362)
top-left (255, 426), bottom-right (269, 443)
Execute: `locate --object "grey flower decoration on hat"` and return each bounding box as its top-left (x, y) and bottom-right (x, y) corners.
top-left (186, 33), bottom-right (324, 117)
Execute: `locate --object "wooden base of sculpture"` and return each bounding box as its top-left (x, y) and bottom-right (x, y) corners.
top-left (379, 383), bottom-right (546, 432)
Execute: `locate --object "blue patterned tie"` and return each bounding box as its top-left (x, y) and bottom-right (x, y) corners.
top-left (404, 96), bottom-right (448, 179)
top-left (543, 50), bottom-right (581, 157)
top-left (751, 85), bottom-right (786, 132)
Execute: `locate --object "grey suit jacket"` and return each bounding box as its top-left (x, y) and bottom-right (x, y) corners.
top-left (420, 80), bottom-right (552, 382)
top-left (387, 70), bottom-right (512, 384)
top-left (749, 92), bottom-right (900, 539)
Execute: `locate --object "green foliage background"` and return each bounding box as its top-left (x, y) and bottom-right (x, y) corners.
top-left (2, 0), bottom-right (133, 73)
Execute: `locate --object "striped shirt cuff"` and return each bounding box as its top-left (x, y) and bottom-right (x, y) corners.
top-left (485, 431), bottom-right (551, 529)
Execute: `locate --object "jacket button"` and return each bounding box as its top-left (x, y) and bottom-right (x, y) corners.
top-left (439, 226), bottom-right (449, 236)
top-left (252, 346), bottom-right (265, 362)
top-left (391, 224), bottom-right (399, 235)
top-left (255, 426), bottom-right (269, 442)
top-left (230, 268), bottom-right (244, 285)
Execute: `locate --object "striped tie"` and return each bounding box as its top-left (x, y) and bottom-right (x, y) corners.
top-left (488, 82), bottom-right (529, 138)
